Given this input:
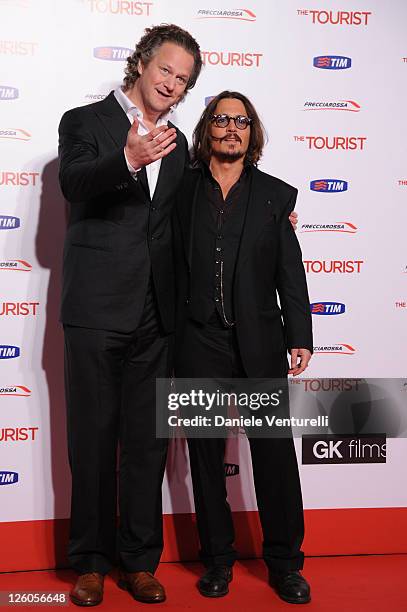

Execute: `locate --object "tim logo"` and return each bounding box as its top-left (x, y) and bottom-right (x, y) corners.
top-left (302, 435), bottom-right (386, 464)
top-left (224, 463), bottom-right (239, 477)
top-left (0, 386), bottom-right (31, 397)
top-left (310, 179), bottom-right (348, 192)
top-left (0, 346), bottom-right (20, 359)
top-left (0, 215), bottom-right (20, 230)
top-left (0, 86), bottom-right (19, 100)
top-left (313, 56), bottom-right (351, 70)
top-left (93, 47), bottom-right (133, 61)
top-left (311, 302), bottom-right (345, 315)
top-left (0, 471), bottom-right (18, 485)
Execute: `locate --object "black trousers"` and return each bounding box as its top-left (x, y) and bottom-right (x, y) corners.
top-left (64, 289), bottom-right (172, 575)
top-left (175, 313), bottom-right (305, 572)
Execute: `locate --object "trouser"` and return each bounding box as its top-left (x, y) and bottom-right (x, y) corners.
top-left (174, 312), bottom-right (304, 572)
top-left (64, 290), bottom-right (172, 575)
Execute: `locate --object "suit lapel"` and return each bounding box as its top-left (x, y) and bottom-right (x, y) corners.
top-left (152, 121), bottom-right (182, 206)
top-left (235, 167), bottom-right (276, 274)
top-left (178, 169), bottom-right (202, 271)
top-left (94, 91), bottom-right (130, 148)
top-left (94, 91), bottom-right (150, 199)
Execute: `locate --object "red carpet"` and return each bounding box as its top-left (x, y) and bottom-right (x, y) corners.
top-left (0, 555), bottom-right (406, 611)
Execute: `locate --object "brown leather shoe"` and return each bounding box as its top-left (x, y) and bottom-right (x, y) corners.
top-left (70, 573), bottom-right (104, 606)
top-left (118, 571), bottom-right (166, 603)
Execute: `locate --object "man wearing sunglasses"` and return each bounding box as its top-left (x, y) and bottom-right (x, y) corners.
top-left (172, 91), bottom-right (313, 604)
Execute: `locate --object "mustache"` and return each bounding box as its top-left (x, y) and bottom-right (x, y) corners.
top-left (210, 134), bottom-right (242, 143)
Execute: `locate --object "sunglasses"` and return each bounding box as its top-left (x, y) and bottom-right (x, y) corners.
top-left (211, 114), bottom-right (252, 130)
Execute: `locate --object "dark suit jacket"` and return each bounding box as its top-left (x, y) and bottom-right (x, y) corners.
top-left (172, 165), bottom-right (313, 377)
top-left (58, 91), bottom-right (189, 333)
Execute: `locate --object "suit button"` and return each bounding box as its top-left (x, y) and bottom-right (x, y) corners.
top-left (151, 207), bottom-right (157, 211)
top-left (216, 247), bottom-right (221, 252)
top-left (123, 182), bottom-right (128, 188)
top-left (185, 299), bottom-right (190, 305)
top-left (215, 298), bottom-right (220, 302)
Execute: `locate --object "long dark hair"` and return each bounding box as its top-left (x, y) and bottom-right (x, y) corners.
top-left (192, 91), bottom-right (266, 165)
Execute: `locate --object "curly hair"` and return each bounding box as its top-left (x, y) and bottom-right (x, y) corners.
top-left (192, 91), bottom-right (266, 166)
top-left (123, 24), bottom-right (202, 95)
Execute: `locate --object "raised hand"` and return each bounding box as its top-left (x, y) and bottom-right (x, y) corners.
top-left (125, 117), bottom-right (177, 170)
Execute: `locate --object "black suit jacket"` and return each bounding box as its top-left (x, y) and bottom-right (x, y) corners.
top-left (58, 91), bottom-right (189, 333)
top-left (172, 166), bottom-right (313, 377)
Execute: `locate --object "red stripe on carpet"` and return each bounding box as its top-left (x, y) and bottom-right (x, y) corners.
top-left (0, 508), bottom-right (406, 573)
top-left (0, 557), bottom-right (406, 611)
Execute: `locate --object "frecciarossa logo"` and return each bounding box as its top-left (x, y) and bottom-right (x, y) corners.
top-left (313, 55), bottom-right (351, 69)
top-left (311, 302), bottom-right (346, 315)
top-left (313, 344), bottom-right (356, 355)
top-left (196, 9), bottom-right (256, 21)
top-left (0, 260), bottom-right (32, 271)
top-left (0, 386), bottom-right (31, 397)
top-left (310, 179), bottom-right (348, 192)
top-left (300, 222), bottom-right (357, 234)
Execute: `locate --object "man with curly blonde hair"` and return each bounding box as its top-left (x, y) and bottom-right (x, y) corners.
top-left (59, 24), bottom-right (201, 606)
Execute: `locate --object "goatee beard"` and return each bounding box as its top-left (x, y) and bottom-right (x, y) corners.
top-left (212, 150), bottom-right (245, 163)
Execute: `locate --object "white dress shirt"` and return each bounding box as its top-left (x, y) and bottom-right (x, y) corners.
top-left (114, 86), bottom-right (172, 199)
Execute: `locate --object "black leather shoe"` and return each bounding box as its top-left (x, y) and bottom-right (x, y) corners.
top-left (269, 570), bottom-right (311, 604)
top-left (198, 565), bottom-right (233, 598)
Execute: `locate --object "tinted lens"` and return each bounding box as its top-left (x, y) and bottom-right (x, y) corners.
top-left (235, 116), bottom-right (250, 129)
top-left (214, 115), bottom-right (229, 127)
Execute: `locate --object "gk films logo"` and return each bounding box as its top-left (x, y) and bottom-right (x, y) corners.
top-left (302, 435), bottom-right (386, 464)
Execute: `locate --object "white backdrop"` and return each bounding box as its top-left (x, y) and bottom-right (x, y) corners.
top-left (1, 0), bottom-right (407, 525)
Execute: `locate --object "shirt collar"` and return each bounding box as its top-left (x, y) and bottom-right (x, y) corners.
top-left (199, 160), bottom-right (252, 181)
top-left (114, 86), bottom-right (172, 127)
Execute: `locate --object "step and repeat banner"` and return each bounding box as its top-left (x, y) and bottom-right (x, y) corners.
top-left (1, 0), bottom-right (407, 569)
